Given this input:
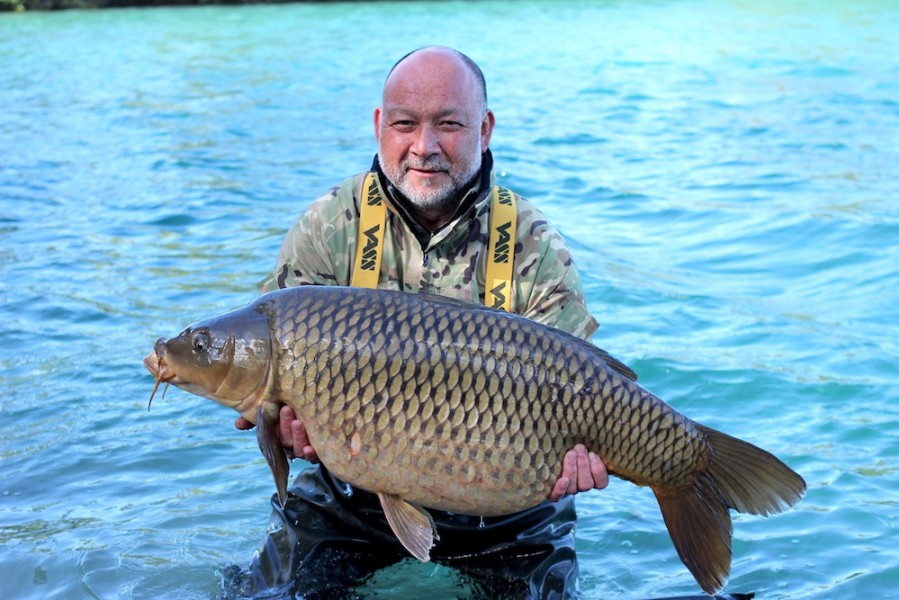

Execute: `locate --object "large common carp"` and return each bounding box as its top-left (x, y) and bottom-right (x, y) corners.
top-left (143, 286), bottom-right (805, 595)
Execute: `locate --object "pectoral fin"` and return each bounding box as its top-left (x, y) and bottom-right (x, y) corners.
top-left (257, 404), bottom-right (290, 509)
top-left (377, 492), bottom-right (438, 562)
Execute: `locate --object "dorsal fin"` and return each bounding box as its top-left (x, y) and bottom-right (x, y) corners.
top-left (595, 347), bottom-right (638, 381)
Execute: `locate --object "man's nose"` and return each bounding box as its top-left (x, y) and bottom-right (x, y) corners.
top-left (411, 124), bottom-right (439, 156)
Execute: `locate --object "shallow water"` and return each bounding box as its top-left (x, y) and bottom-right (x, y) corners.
top-left (1, 1), bottom-right (898, 598)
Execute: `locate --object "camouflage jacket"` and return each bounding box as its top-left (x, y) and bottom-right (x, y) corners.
top-left (259, 156), bottom-right (598, 340)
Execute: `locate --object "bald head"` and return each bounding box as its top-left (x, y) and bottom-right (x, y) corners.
top-left (384, 47), bottom-right (488, 114)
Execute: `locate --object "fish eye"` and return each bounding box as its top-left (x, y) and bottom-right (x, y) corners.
top-left (192, 331), bottom-right (210, 353)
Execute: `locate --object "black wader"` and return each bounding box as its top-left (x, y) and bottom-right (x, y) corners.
top-left (226, 464), bottom-right (579, 600)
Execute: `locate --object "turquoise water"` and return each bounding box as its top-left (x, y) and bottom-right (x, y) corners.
top-left (1, 1), bottom-right (897, 598)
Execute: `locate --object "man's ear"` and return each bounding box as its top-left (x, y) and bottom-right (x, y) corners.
top-left (480, 109), bottom-right (495, 150)
top-left (373, 107), bottom-right (382, 144)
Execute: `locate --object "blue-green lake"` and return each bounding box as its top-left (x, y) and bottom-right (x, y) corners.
top-left (1, 1), bottom-right (897, 598)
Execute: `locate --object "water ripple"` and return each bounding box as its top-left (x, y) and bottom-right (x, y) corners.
top-left (2, 2), bottom-right (898, 599)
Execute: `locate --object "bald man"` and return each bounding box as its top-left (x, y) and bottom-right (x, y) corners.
top-left (233, 47), bottom-right (607, 599)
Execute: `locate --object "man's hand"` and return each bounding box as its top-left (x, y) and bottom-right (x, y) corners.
top-left (234, 405), bottom-right (319, 463)
top-left (549, 444), bottom-right (609, 501)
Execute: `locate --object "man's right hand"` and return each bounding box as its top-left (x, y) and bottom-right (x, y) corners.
top-left (234, 405), bottom-right (319, 463)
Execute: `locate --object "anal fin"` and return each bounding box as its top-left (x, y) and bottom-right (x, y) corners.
top-left (377, 492), bottom-right (438, 562)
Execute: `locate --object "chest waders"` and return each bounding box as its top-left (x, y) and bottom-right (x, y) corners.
top-left (234, 173), bottom-right (579, 600)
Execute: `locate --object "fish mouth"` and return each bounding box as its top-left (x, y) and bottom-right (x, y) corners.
top-left (143, 347), bottom-right (175, 411)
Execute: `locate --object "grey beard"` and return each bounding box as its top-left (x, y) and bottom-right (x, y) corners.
top-left (386, 153), bottom-right (482, 214)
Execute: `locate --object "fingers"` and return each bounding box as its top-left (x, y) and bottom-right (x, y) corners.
top-left (589, 449), bottom-right (609, 490)
top-left (291, 419), bottom-right (319, 463)
top-left (237, 405), bottom-right (319, 463)
top-left (548, 449), bottom-right (580, 501)
top-left (564, 448), bottom-right (580, 495)
top-left (549, 444), bottom-right (610, 501)
top-left (278, 405), bottom-right (297, 447)
top-left (574, 444), bottom-right (592, 491)
top-left (549, 476), bottom-right (570, 502)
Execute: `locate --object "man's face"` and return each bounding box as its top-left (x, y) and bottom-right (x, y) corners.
top-left (374, 51), bottom-right (494, 216)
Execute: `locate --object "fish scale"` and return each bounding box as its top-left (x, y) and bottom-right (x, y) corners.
top-left (269, 288), bottom-right (704, 508)
top-left (145, 285), bottom-right (806, 594)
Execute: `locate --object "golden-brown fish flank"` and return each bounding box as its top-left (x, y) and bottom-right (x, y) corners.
top-left (145, 286), bottom-right (806, 595)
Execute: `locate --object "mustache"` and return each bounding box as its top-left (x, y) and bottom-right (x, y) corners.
top-left (402, 158), bottom-right (451, 172)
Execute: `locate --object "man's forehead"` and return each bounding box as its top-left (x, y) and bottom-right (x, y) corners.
top-left (381, 104), bottom-right (472, 119)
top-left (381, 77), bottom-right (480, 120)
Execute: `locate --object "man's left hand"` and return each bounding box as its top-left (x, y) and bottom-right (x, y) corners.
top-left (549, 444), bottom-right (609, 501)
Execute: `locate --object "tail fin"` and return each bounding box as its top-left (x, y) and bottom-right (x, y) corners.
top-left (652, 424), bottom-right (806, 595)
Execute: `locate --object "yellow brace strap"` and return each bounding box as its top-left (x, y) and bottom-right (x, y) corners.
top-left (485, 186), bottom-right (517, 311)
top-left (352, 175), bottom-right (517, 311)
top-left (351, 173), bottom-right (387, 289)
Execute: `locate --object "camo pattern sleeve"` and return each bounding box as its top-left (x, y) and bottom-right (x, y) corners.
top-left (258, 174), bottom-right (363, 293)
top-left (511, 196), bottom-right (599, 341)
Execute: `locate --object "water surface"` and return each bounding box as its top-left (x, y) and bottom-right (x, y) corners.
top-left (1, 1), bottom-right (898, 598)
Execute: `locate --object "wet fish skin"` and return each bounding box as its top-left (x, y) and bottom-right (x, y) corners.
top-left (144, 286), bottom-right (806, 595)
top-left (267, 288), bottom-right (699, 513)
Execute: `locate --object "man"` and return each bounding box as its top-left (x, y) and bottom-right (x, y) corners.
top-left (232, 46), bottom-right (608, 599)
